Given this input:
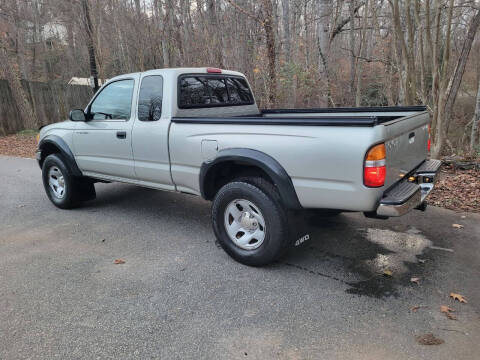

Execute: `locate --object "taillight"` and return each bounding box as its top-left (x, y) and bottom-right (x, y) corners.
top-left (364, 143), bottom-right (386, 187)
top-left (427, 124), bottom-right (431, 152)
top-left (207, 67), bottom-right (222, 73)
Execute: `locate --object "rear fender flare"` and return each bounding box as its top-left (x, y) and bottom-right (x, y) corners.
top-left (200, 148), bottom-right (302, 209)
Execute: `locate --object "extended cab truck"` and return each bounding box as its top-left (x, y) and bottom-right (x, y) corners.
top-left (36, 67), bottom-right (441, 266)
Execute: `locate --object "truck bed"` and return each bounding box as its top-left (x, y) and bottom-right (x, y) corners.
top-left (170, 106), bottom-right (430, 211)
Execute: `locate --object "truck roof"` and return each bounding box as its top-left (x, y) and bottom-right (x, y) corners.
top-left (108, 67), bottom-right (245, 82)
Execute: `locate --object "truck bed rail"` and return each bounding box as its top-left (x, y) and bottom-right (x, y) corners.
top-left (172, 116), bottom-right (379, 126)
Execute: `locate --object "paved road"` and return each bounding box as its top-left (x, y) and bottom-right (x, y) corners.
top-left (1, 156), bottom-right (479, 360)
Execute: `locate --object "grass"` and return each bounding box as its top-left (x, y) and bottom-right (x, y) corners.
top-left (16, 129), bottom-right (39, 136)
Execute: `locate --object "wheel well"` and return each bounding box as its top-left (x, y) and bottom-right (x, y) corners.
top-left (39, 142), bottom-right (61, 168)
top-left (203, 161), bottom-right (275, 200)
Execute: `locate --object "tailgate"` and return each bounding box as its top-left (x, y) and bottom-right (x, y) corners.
top-left (383, 111), bottom-right (430, 189)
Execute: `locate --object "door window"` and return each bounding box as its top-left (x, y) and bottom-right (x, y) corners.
top-left (138, 76), bottom-right (163, 121)
top-left (89, 79), bottom-right (134, 120)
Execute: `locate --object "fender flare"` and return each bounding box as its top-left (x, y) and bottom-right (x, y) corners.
top-left (199, 148), bottom-right (302, 209)
top-left (38, 135), bottom-right (82, 177)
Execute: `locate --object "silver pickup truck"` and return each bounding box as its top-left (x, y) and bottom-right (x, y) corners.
top-left (37, 67), bottom-right (441, 265)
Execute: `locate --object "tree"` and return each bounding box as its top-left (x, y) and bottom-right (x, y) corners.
top-left (431, 7), bottom-right (480, 158)
top-left (470, 74), bottom-right (480, 154)
top-left (82, 0), bottom-right (99, 93)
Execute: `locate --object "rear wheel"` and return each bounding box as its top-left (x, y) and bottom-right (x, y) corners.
top-left (212, 178), bottom-right (289, 266)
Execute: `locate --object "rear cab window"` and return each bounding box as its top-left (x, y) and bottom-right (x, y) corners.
top-left (178, 74), bottom-right (254, 108)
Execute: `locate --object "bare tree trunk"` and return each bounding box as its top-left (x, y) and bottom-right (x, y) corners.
top-left (282, 0), bottom-right (291, 63)
top-left (470, 78), bottom-right (480, 154)
top-left (431, 8), bottom-right (480, 158)
top-left (0, 36), bottom-right (37, 130)
top-left (414, 0), bottom-right (427, 104)
top-left (82, 0), bottom-right (99, 93)
top-left (262, 0), bottom-right (277, 107)
top-left (391, 0), bottom-right (415, 104)
top-left (281, 0), bottom-right (295, 107)
top-left (317, 0), bottom-right (331, 106)
top-left (355, 0), bottom-right (369, 107)
top-left (207, 0), bottom-right (224, 67)
top-left (349, 0), bottom-right (356, 105)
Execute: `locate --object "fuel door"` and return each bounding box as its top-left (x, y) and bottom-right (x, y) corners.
top-left (201, 140), bottom-right (218, 161)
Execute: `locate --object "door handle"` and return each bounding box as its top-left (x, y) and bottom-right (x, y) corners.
top-left (116, 131), bottom-right (127, 139)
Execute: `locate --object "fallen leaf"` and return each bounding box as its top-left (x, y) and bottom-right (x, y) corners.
top-left (418, 259), bottom-right (426, 264)
top-left (416, 333), bottom-right (444, 345)
top-left (452, 223), bottom-right (464, 229)
top-left (450, 293), bottom-right (467, 303)
top-left (383, 269), bottom-right (393, 277)
top-left (440, 305), bottom-right (454, 313)
top-left (410, 305), bottom-right (427, 312)
top-left (446, 312), bottom-right (457, 320)
top-left (411, 277), bottom-right (420, 285)
top-left (114, 259), bottom-right (126, 264)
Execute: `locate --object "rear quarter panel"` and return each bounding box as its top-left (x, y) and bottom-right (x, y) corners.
top-left (169, 123), bottom-right (387, 211)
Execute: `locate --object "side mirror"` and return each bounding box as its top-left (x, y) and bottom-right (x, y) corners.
top-left (69, 109), bottom-right (86, 122)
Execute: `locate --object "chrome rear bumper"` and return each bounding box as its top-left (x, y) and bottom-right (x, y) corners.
top-left (376, 159), bottom-right (442, 217)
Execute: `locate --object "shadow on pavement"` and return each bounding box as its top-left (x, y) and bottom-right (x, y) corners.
top-left (82, 184), bottom-right (433, 299)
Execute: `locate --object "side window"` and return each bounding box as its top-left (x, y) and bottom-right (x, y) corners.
top-left (138, 76), bottom-right (163, 121)
top-left (90, 79), bottom-right (134, 120)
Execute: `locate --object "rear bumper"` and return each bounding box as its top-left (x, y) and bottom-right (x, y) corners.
top-left (376, 159), bottom-right (442, 217)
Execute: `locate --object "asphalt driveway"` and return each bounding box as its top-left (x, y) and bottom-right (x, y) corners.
top-left (1, 156), bottom-right (479, 359)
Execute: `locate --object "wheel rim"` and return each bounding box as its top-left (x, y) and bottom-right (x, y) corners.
top-left (224, 199), bottom-right (266, 250)
top-left (48, 166), bottom-right (66, 199)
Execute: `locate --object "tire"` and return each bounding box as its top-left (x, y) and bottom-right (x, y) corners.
top-left (42, 153), bottom-right (94, 209)
top-left (212, 177), bottom-right (289, 266)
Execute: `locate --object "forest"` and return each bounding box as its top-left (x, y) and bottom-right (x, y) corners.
top-left (1, 0), bottom-right (480, 158)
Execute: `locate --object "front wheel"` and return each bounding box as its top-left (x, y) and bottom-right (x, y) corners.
top-left (212, 178), bottom-right (289, 266)
top-left (42, 154), bottom-right (94, 209)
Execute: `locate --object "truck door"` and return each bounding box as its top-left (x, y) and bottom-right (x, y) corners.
top-left (131, 74), bottom-right (174, 190)
top-left (73, 77), bottom-right (138, 179)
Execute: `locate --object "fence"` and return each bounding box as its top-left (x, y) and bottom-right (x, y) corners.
top-left (0, 79), bottom-right (92, 136)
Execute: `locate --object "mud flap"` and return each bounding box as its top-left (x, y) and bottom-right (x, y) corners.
top-left (75, 179), bottom-right (96, 202)
top-left (288, 210), bottom-right (311, 248)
